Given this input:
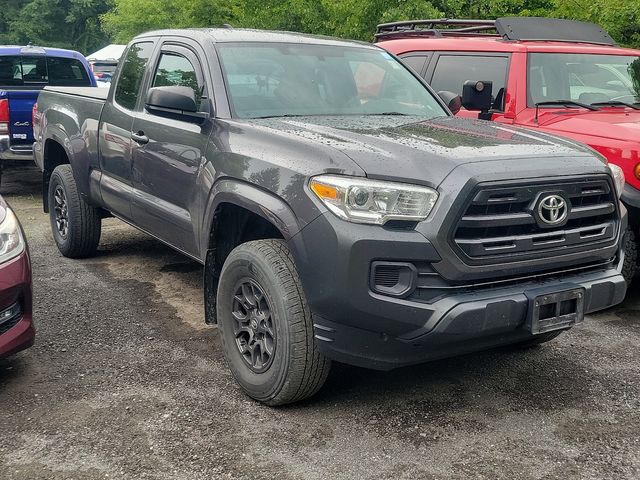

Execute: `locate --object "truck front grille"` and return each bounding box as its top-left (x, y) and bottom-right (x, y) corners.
top-left (452, 176), bottom-right (618, 262)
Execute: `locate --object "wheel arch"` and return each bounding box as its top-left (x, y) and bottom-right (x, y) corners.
top-left (202, 179), bottom-right (303, 324)
top-left (42, 134), bottom-right (72, 212)
top-left (41, 123), bottom-right (95, 213)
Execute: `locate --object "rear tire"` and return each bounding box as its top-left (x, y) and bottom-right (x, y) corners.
top-left (48, 164), bottom-right (101, 258)
top-left (622, 226), bottom-right (638, 284)
top-left (217, 239), bottom-right (331, 406)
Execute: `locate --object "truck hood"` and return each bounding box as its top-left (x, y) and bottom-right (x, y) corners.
top-left (537, 109), bottom-right (640, 142)
top-left (247, 115), bottom-right (597, 187)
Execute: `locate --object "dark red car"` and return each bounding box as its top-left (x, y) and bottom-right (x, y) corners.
top-left (0, 194), bottom-right (34, 358)
top-left (377, 17), bottom-right (640, 281)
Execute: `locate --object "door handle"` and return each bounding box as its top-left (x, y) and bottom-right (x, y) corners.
top-left (131, 131), bottom-right (149, 145)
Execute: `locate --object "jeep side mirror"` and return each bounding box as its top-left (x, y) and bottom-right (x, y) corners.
top-left (437, 91), bottom-right (462, 115)
top-left (145, 86), bottom-right (208, 123)
top-left (462, 80), bottom-right (493, 120)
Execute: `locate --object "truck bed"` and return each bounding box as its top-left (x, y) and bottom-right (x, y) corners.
top-left (42, 87), bottom-right (108, 101)
top-left (34, 87), bottom-right (107, 172)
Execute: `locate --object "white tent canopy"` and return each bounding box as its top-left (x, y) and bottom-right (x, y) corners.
top-left (86, 44), bottom-right (126, 62)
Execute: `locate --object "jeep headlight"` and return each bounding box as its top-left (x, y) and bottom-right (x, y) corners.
top-left (608, 164), bottom-right (625, 199)
top-left (309, 175), bottom-right (438, 225)
top-left (0, 207), bottom-right (25, 264)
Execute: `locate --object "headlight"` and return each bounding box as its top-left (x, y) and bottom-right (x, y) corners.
top-left (0, 207), bottom-right (25, 264)
top-left (309, 175), bottom-right (438, 225)
top-left (608, 164), bottom-right (625, 199)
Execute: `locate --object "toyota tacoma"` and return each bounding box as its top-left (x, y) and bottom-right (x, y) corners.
top-left (33, 28), bottom-right (628, 405)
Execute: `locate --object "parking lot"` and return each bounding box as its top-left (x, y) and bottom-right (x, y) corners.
top-left (0, 165), bottom-right (639, 479)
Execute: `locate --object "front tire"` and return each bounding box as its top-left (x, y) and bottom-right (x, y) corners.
top-left (48, 164), bottom-right (101, 258)
top-left (217, 239), bottom-right (331, 406)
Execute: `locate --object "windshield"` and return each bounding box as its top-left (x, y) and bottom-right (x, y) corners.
top-left (217, 43), bottom-right (446, 119)
top-left (0, 55), bottom-right (92, 87)
top-left (528, 53), bottom-right (640, 107)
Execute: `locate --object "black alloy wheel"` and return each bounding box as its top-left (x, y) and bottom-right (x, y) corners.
top-left (53, 185), bottom-right (69, 238)
top-left (231, 279), bottom-right (276, 373)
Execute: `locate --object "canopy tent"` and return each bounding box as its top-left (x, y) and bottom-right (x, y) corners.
top-left (86, 44), bottom-right (126, 62)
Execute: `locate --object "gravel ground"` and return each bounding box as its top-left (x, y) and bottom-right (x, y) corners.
top-left (0, 165), bottom-right (639, 480)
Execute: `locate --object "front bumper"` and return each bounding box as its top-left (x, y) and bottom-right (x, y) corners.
top-left (0, 135), bottom-right (34, 162)
top-left (0, 251), bottom-right (35, 358)
top-left (289, 212), bottom-right (627, 371)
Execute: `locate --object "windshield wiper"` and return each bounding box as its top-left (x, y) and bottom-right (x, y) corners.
top-left (368, 112), bottom-right (409, 116)
top-left (534, 100), bottom-right (599, 122)
top-left (591, 100), bottom-right (640, 110)
top-left (535, 100), bottom-right (600, 111)
top-left (253, 114), bottom-right (312, 119)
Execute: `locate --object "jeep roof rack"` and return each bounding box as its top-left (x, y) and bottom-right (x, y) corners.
top-left (375, 17), bottom-right (618, 46)
top-left (374, 19), bottom-right (498, 41)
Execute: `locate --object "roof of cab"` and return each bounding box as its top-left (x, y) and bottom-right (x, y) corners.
top-left (0, 45), bottom-right (87, 59)
top-left (135, 27), bottom-right (376, 48)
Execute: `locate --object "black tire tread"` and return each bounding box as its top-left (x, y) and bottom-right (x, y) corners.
top-left (49, 165), bottom-right (101, 258)
top-left (221, 239), bottom-right (330, 406)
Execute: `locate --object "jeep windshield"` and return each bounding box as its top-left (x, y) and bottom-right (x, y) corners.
top-left (217, 43), bottom-right (447, 119)
top-left (528, 53), bottom-right (640, 108)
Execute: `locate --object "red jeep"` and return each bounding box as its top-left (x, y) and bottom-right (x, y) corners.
top-left (377, 17), bottom-right (640, 281)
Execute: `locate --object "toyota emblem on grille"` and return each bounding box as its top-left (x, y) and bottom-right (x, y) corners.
top-left (538, 194), bottom-right (568, 225)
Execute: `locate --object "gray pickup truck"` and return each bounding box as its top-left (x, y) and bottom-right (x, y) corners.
top-left (34, 28), bottom-right (628, 405)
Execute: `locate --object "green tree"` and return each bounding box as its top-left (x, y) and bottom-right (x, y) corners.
top-left (103, 0), bottom-right (240, 42)
top-left (101, 0), bottom-right (640, 48)
top-left (5, 0), bottom-right (113, 54)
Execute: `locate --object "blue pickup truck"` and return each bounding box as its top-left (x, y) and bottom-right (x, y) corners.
top-left (0, 45), bottom-right (95, 175)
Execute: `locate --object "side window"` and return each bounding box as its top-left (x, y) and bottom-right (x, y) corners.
top-left (430, 55), bottom-right (509, 109)
top-left (152, 52), bottom-right (201, 102)
top-left (115, 42), bottom-right (154, 110)
top-left (399, 55), bottom-right (428, 76)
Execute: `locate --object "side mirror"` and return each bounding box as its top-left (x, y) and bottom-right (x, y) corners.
top-left (461, 80), bottom-right (493, 120)
top-left (437, 91), bottom-right (462, 115)
top-left (145, 86), bottom-right (208, 122)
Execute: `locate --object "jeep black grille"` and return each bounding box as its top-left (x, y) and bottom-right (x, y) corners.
top-left (452, 176), bottom-right (618, 262)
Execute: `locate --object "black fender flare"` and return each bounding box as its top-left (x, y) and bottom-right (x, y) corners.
top-left (201, 178), bottom-right (305, 324)
top-left (42, 128), bottom-right (93, 212)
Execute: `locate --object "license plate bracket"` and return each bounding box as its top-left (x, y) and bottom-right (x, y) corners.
top-left (525, 286), bottom-right (585, 334)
